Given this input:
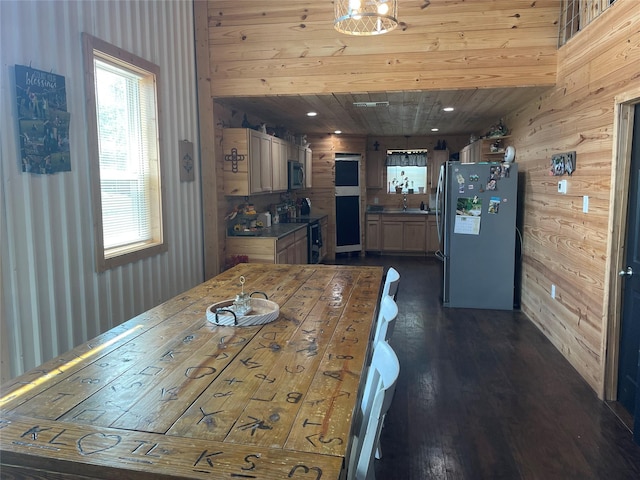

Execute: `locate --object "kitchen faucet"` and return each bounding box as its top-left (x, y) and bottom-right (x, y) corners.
top-left (403, 194), bottom-right (408, 211)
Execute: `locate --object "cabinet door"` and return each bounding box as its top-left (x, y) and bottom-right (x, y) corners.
top-left (276, 247), bottom-right (288, 264)
top-left (403, 221), bottom-right (426, 251)
top-left (303, 147), bottom-right (312, 188)
top-left (382, 220), bottom-right (403, 251)
top-left (366, 151), bottom-right (384, 189)
top-left (294, 233), bottom-right (308, 264)
top-left (426, 217), bottom-right (439, 253)
top-left (249, 130), bottom-right (272, 194)
top-left (276, 233), bottom-right (295, 264)
top-left (429, 150), bottom-right (448, 191)
top-left (271, 137), bottom-right (288, 192)
top-left (366, 216), bottom-right (380, 251)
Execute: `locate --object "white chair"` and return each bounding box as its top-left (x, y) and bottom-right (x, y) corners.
top-left (373, 295), bottom-right (398, 346)
top-left (348, 341), bottom-right (400, 480)
top-left (381, 267), bottom-right (400, 300)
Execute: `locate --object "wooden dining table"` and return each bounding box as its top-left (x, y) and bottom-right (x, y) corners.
top-left (0, 263), bottom-right (383, 479)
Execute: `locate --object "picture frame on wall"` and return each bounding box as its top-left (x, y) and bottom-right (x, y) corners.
top-left (15, 64), bottom-right (71, 174)
top-left (550, 151), bottom-right (576, 176)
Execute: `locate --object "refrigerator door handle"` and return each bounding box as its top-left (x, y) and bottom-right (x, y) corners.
top-left (435, 163), bottom-right (445, 251)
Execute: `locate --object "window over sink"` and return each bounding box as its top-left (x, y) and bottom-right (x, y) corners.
top-left (385, 150), bottom-right (428, 194)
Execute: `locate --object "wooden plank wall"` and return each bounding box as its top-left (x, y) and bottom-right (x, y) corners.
top-left (206, 0), bottom-right (560, 97)
top-left (201, 0), bottom-right (638, 394)
top-left (505, 0), bottom-right (640, 396)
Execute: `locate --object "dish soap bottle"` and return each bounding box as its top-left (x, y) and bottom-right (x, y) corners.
top-left (420, 201), bottom-right (425, 211)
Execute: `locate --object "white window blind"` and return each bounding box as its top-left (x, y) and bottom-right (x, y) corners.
top-left (94, 59), bottom-right (157, 251)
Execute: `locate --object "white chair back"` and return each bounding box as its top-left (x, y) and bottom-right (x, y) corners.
top-left (349, 341), bottom-right (400, 480)
top-left (373, 295), bottom-right (398, 345)
top-left (381, 267), bottom-right (400, 300)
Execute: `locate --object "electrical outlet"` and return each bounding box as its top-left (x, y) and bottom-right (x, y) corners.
top-left (551, 284), bottom-right (556, 299)
top-left (583, 195), bottom-right (589, 213)
top-left (558, 180), bottom-right (567, 194)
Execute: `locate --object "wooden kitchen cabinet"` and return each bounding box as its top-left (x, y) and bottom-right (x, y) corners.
top-left (426, 216), bottom-right (439, 253)
top-left (302, 147), bottom-right (312, 188)
top-left (429, 150), bottom-right (448, 190)
top-left (366, 150), bottom-right (384, 189)
top-left (367, 214), bottom-right (433, 254)
top-left (460, 140), bottom-right (481, 164)
top-left (365, 214), bottom-right (381, 251)
top-left (227, 228), bottom-right (307, 265)
top-left (459, 136), bottom-right (509, 164)
top-left (294, 229), bottom-right (308, 264)
top-left (223, 129), bottom-right (313, 195)
top-left (271, 136), bottom-right (288, 192)
top-left (403, 220), bottom-right (426, 251)
top-left (222, 128), bottom-right (272, 196)
top-left (381, 218), bottom-right (404, 251)
top-left (276, 233), bottom-right (294, 264)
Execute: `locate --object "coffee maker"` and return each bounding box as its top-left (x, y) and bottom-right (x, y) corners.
top-left (300, 198), bottom-right (311, 216)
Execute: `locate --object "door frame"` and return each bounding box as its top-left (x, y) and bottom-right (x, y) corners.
top-left (604, 87), bottom-right (640, 401)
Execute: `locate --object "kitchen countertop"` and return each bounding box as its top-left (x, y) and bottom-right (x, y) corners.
top-left (366, 207), bottom-right (437, 215)
top-left (228, 214), bottom-right (328, 239)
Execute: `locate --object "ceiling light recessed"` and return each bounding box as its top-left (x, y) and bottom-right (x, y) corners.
top-left (443, 107), bottom-right (454, 112)
top-left (307, 111), bottom-right (317, 117)
top-left (334, 130), bottom-right (342, 134)
top-left (431, 128), bottom-right (439, 132)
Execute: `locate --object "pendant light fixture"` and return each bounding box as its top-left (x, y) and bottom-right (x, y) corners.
top-left (334, 0), bottom-right (398, 36)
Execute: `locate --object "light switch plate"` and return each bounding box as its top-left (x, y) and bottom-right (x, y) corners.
top-left (558, 180), bottom-right (567, 194)
top-left (583, 195), bottom-right (589, 213)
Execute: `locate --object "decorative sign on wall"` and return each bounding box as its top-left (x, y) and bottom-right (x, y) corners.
top-left (550, 151), bottom-right (576, 176)
top-left (179, 139), bottom-right (195, 182)
top-left (15, 64), bottom-right (71, 174)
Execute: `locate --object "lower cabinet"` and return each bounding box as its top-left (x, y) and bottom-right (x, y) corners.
top-left (366, 215), bottom-right (381, 251)
top-left (366, 213), bottom-right (438, 253)
top-left (227, 228), bottom-right (307, 265)
top-left (381, 219), bottom-right (404, 251)
top-left (293, 229), bottom-right (308, 264)
top-left (402, 220), bottom-right (427, 252)
top-left (426, 216), bottom-right (439, 253)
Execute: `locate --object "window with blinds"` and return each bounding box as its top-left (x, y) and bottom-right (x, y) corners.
top-left (83, 33), bottom-right (166, 271)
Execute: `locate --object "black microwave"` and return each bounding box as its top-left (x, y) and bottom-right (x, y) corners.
top-left (288, 160), bottom-right (304, 190)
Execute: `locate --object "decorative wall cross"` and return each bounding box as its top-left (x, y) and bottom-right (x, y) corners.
top-left (225, 148), bottom-right (245, 173)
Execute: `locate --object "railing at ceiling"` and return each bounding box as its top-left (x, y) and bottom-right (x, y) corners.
top-left (559, 0), bottom-right (617, 46)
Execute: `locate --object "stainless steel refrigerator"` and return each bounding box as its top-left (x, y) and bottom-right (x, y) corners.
top-left (436, 161), bottom-right (518, 310)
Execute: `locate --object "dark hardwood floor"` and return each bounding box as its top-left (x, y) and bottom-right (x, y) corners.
top-left (328, 254), bottom-right (640, 480)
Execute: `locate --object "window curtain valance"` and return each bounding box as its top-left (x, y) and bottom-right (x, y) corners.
top-left (385, 153), bottom-right (428, 167)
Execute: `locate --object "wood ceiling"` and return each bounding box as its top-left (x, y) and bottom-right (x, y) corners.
top-left (208, 1), bottom-right (560, 138)
top-left (215, 87), bottom-right (551, 137)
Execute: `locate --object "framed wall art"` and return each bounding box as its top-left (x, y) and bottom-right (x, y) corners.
top-left (15, 64), bottom-right (71, 174)
top-left (550, 151), bottom-right (576, 176)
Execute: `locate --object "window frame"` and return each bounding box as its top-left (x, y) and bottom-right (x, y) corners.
top-left (82, 33), bottom-right (167, 272)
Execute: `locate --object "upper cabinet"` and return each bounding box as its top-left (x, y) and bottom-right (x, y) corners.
top-left (366, 150), bottom-right (384, 189)
top-left (271, 136), bottom-right (288, 192)
top-left (429, 150), bottom-right (449, 190)
top-left (222, 128), bottom-right (271, 196)
top-left (302, 147), bottom-right (312, 189)
top-left (222, 128), bottom-right (310, 196)
top-left (459, 137), bottom-right (510, 164)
